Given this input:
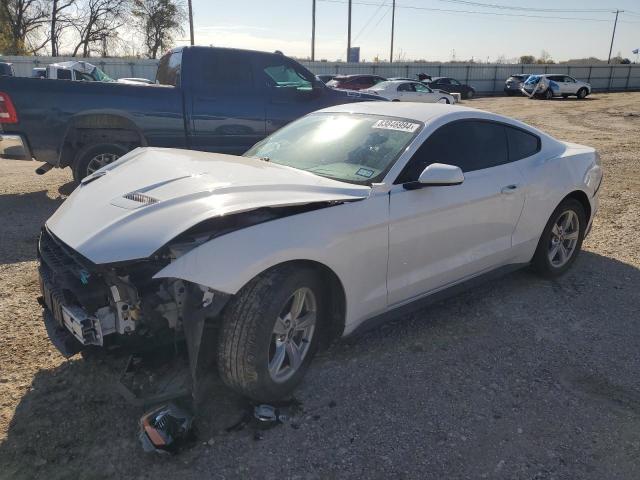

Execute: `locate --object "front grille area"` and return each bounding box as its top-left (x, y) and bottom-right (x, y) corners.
top-left (38, 228), bottom-right (110, 312)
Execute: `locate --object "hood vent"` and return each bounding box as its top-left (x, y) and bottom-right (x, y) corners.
top-left (110, 191), bottom-right (160, 210)
top-left (122, 191), bottom-right (159, 205)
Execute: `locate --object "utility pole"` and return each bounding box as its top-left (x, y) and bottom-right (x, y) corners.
top-left (607, 9), bottom-right (622, 64)
top-left (390, 0), bottom-right (396, 63)
top-left (347, 0), bottom-right (352, 62)
top-left (188, 0), bottom-right (195, 46)
top-left (311, 0), bottom-right (316, 61)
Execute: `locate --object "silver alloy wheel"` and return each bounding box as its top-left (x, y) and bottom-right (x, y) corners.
top-left (548, 210), bottom-right (580, 268)
top-left (268, 287), bottom-right (317, 383)
top-left (86, 152), bottom-right (120, 175)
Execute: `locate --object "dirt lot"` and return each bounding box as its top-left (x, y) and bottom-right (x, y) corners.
top-left (1, 93), bottom-right (639, 479)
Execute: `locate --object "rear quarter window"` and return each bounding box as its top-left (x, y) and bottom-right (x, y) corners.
top-left (506, 126), bottom-right (540, 161)
top-left (156, 50), bottom-right (182, 86)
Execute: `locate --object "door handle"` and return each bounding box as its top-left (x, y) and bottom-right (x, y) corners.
top-left (500, 184), bottom-right (519, 194)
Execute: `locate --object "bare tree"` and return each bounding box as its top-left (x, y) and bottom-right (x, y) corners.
top-left (71, 0), bottom-right (128, 57)
top-left (0, 0), bottom-right (50, 54)
top-left (50, 0), bottom-right (75, 56)
top-left (132, 0), bottom-right (184, 59)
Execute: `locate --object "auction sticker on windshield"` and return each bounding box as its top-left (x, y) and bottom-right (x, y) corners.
top-left (372, 119), bottom-right (420, 133)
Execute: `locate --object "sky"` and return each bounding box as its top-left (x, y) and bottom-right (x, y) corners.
top-left (173, 0), bottom-right (640, 62)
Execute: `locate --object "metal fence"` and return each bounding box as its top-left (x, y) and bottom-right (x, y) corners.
top-left (301, 61), bottom-right (640, 93)
top-left (2, 55), bottom-right (639, 94)
top-left (0, 55), bottom-right (160, 81)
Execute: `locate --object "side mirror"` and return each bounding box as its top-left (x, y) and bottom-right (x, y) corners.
top-left (417, 163), bottom-right (464, 186)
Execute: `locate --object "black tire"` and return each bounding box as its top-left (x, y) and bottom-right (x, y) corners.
top-left (438, 97), bottom-right (450, 104)
top-left (465, 90), bottom-right (474, 99)
top-left (72, 143), bottom-right (129, 184)
top-left (392, 99), bottom-right (400, 102)
top-left (562, 94), bottom-right (569, 98)
top-left (544, 89), bottom-right (553, 100)
top-left (217, 265), bottom-right (325, 402)
top-left (577, 88), bottom-right (588, 99)
top-left (531, 198), bottom-right (586, 278)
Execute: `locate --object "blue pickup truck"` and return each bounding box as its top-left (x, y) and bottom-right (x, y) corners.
top-left (0, 46), bottom-right (381, 181)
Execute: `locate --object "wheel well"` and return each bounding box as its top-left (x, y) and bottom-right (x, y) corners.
top-left (260, 260), bottom-right (347, 346)
top-left (59, 114), bottom-right (145, 167)
top-left (564, 190), bottom-right (591, 222)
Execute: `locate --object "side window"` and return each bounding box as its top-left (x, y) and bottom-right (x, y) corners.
top-left (564, 76), bottom-right (576, 83)
top-left (198, 50), bottom-right (253, 89)
top-left (373, 77), bottom-right (385, 85)
top-left (449, 79), bottom-right (461, 85)
top-left (156, 50), bottom-right (182, 86)
top-left (395, 120), bottom-right (508, 184)
top-left (413, 83), bottom-right (429, 92)
top-left (506, 126), bottom-right (540, 161)
top-left (259, 59), bottom-right (313, 91)
top-left (397, 83), bottom-right (413, 92)
top-left (437, 78), bottom-right (450, 85)
top-left (57, 69), bottom-right (72, 80)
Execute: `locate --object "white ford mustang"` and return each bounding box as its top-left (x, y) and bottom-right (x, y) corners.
top-left (39, 102), bottom-right (602, 401)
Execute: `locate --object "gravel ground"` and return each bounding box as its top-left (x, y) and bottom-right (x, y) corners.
top-left (1, 93), bottom-right (639, 480)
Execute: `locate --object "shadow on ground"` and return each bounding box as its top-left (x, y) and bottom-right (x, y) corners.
top-left (1, 251), bottom-right (640, 479)
top-left (0, 190), bottom-right (65, 265)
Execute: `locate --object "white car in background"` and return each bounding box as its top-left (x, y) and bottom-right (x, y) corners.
top-left (522, 74), bottom-right (592, 100)
top-left (38, 102), bottom-right (601, 402)
top-left (362, 80), bottom-right (457, 104)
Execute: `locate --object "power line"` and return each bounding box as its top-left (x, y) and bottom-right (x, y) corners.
top-left (317, 0), bottom-right (615, 22)
top-left (353, 0), bottom-right (387, 43)
top-left (433, 0), bottom-right (618, 14)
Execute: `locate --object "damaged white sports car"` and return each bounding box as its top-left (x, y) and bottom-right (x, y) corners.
top-left (39, 102), bottom-right (602, 401)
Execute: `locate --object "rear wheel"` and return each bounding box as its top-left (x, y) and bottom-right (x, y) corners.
top-left (577, 88), bottom-right (588, 99)
top-left (544, 89), bottom-right (553, 100)
top-left (217, 266), bottom-right (325, 401)
top-left (531, 198), bottom-right (586, 278)
top-left (72, 143), bottom-right (129, 183)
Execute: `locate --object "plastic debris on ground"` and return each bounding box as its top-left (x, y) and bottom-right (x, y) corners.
top-left (139, 402), bottom-right (195, 454)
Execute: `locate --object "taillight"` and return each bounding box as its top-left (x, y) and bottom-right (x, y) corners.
top-left (0, 92), bottom-right (18, 123)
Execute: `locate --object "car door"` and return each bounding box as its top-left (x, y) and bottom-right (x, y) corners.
top-left (563, 76), bottom-right (578, 94)
top-left (188, 49), bottom-right (266, 154)
top-left (256, 56), bottom-right (327, 136)
top-left (432, 78), bottom-right (450, 92)
top-left (413, 82), bottom-right (437, 102)
top-left (396, 82), bottom-right (416, 101)
top-left (387, 119), bottom-right (525, 305)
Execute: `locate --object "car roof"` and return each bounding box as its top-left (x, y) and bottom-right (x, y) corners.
top-left (317, 102), bottom-right (479, 123)
top-left (335, 74), bottom-right (384, 79)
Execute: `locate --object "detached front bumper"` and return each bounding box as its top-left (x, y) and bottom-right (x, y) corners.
top-left (0, 133), bottom-right (31, 159)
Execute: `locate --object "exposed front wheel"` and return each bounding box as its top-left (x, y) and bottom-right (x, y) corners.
top-left (531, 198), bottom-right (586, 278)
top-left (577, 88), bottom-right (588, 99)
top-left (544, 89), bottom-right (553, 100)
top-left (217, 266), bottom-right (324, 401)
top-left (437, 97), bottom-right (450, 104)
top-left (72, 143), bottom-right (129, 183)
top-left (465, 90), bottom-right (474, 99)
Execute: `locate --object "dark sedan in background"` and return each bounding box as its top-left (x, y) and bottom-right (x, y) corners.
top-left (504, 74), bottom-right (530, 95)
top-left (427, 77), bottom-right (476, 99)
top-left (326, 74), bottom-right (387, 90)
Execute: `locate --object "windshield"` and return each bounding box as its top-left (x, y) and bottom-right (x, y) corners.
top-left (91, 66), bottom-right (114, 82)
top-left (368, 81), bottom-right (392, 91)
top-left (244, 113), bottom-right (422, 185)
